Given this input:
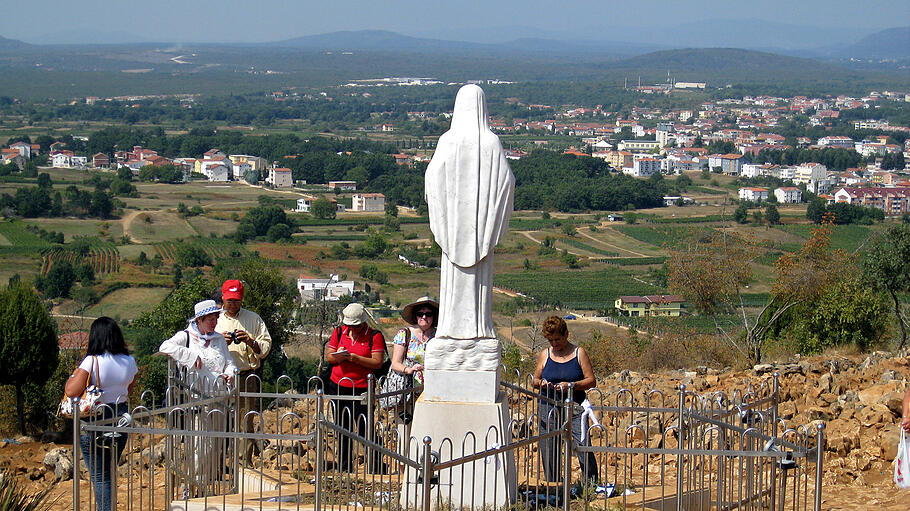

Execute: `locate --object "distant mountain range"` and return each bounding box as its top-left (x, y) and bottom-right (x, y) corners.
top-left (0, 35), bottom-right (30, 50)
top-left (837, 26), bottom-right (910, 59)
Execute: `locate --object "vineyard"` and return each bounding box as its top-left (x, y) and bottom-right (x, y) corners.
top-left (495, 268), bottom-right (663, 309)
top-left (559, 237), bottom-right (620, 257)
top-left (40, 245), bottom-right (120, 275)
top-left (613, 224), bottom-right (715, 248)
top-left (152, 238), bottom-right (248, 263)
top-left (0, 221), bottom-right (52, 248)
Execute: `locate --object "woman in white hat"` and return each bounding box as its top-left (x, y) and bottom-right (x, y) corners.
top-left (159, 299), bottom-right (237, 387)
top-left (158, 299), bottom-right (237, 496)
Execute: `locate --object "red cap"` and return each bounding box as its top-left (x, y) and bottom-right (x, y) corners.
top-left (222, 279), bottom-right (244, 301)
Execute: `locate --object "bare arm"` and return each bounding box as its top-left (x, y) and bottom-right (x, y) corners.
top-left (902, 385), bottom-right (910, 432)
top-left (572, 347), bottom-right (597, 392)
top-left (391, 343), bottom-right (408, 373)
top-left (64, 369), bottom-right (90, 398)
top-left (532, 350), bottom-right (549, 390)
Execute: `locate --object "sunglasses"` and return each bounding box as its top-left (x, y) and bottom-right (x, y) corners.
top-left (415, 311), bottom-right (435, 318)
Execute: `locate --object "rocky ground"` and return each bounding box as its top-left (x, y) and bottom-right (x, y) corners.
top-left (2, 351), bottom-right (908, 510)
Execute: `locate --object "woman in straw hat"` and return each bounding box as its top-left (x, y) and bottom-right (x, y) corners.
top-left (390, 296), bottom-right (438, 458)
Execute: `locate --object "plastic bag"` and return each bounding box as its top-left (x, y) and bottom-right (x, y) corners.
top-left (894, 428), bottom-right (910, 488)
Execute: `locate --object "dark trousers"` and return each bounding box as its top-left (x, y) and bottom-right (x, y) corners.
top-left (327, 381), bottom-right (383, 472)
top-left (80, 402), bottom-right (129, 511)
top-left (538, 399), bottom-right (599, 484)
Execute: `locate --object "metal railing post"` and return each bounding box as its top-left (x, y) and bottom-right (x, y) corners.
top-left (367, 373), bottom-right (375, 471)
top-left (71, 398), bottom-right (80, 511)
top-left (770, 372), bottom-right (779, 507)
top-left (421, 436), bottom-right (433, 511)
top-left (314, 389), bottom-right (324, 511)
top-left (676, 384), bottom-right (686, 511)
top-left (562, 392), bottom-right (573, 511)
top-left (233, 369), bottom-right (240, 492)
top-left (814, 423), bottom-right (825, 511)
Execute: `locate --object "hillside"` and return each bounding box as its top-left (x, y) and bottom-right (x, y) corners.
top-left (841, 26), bottom-right (910, 59)
top-left (0, 35), bottom-right (30, 50)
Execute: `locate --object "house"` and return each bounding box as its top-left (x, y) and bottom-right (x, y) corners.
top-left (51, 152), bottom-right (72, 168)
top-left (204, 148), bottom-right (227, 159)
top-left (1, 151), bottom-right (25, 169)
top-left (297, 274), bottom-right (355, 302)
top-left (295, 194), bottom-right (320, 213)
top-left (739, 187), bottom-right (769, 202)
top-left (617, 140), bottom-right (660, 152)
top-left (328, 180), bottom-right (357, 191)
top-left (625, 157), bottom-right (660, 177)
top-left (208, 165), bottom-right (230, 182)
top-left (71, 155), bottom-right (87, 168)
top-left (9, 141), bottom-right (31, 159)
top-left (92, 153), bottom-right (110, 168)
top-left (816, 136), bottom-right (853, 148)
top-left (229, 154), bottom-right (266, 171)
top-left (794, 163), bottom-right (827, 192)
top-left (607, 214), bottom-right (624, 222)
top-left (266, 167), bottom-right (293, 188)
top-left (707, 154), bottom-right (744, 175)
top-left (232, 162), bottom-right (252, 180)
top-left (602, 150), bottom-right (633, 169)
top-left (774, 187), bottom-right (802, 204)
top-left (351, 193), bottom-right (385, 212)
top-left (615, 295), bottom-right (684, 317)
top-left (832, 186), bottom-right (910, 216)
top-left (197, 157), bottom-right (232, 178)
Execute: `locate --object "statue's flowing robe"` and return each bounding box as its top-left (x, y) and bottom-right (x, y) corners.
top-left (425, 85), bottom-right (514, 340)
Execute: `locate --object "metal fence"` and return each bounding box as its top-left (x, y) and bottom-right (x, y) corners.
top-left (69, 365), bottom-right (823, 511)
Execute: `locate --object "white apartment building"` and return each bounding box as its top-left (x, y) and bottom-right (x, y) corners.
top-left (267, 167), bottom-right (293, 188)
top-left (738, 187), bottom-right (769, 202)
top-left (816, 136), bottom-right (853, 148)
top-left (774, 187), bottom-right (802, 204)
top-left (617, 140), bottom-right (661, 152)
top-left (625, 157), bottom-right (661, 177)
top-left (351, 193), bottom-right (386, 212)
top-left (297, 274), bottom-right (355, 302)
top-left (794, 163), bottom-right (827, 192)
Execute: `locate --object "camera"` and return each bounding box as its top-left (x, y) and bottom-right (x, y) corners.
top-left (229, 330), bottom-right (241, 344)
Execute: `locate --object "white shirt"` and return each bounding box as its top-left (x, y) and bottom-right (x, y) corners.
top-left (159, 329), bottom-right (237, 384)
top-left (78, 353), bottom-right (138, 405)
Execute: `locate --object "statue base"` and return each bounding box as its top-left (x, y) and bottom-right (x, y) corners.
top-left (401, 394), bottom-right (516, 509)
top-left (423, 368), bottom-right (499, 402)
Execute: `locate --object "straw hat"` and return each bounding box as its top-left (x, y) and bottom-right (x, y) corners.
top-left (400, 296), bottom-right (439, 325)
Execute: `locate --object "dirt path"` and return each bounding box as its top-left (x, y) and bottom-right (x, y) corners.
top-left (120, 209), bottom-right (143, 243)
top-left (577, 228), bottom-right (649, 257)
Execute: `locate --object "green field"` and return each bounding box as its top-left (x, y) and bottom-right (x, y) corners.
top-left (613, 225), bottom-right (714, 248)
top-left (28, 218), bottom-right (124, 241)
top-left (774, 224), bottom-right (876, 252)
top-left (86, 287), bottom-right (173, 320)
top-left (495, 268), bottom-right (664, 309)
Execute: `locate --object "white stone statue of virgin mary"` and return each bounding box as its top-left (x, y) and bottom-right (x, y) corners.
top-left (424, 84), bottom-right (514, 372)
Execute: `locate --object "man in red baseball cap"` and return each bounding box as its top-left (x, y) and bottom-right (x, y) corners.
top-left (216, 279), bottom-right (271, 464)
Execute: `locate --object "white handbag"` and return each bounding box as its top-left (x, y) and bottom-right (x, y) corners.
top-left (58, 356), bottom-right (104, 419)
top-left (894, 428), bottom-right (910, 488)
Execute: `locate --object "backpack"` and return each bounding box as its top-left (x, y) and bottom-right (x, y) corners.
top-left (321, 325), bottom-right (390, 383)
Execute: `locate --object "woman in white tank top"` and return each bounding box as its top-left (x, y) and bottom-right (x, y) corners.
top-left (64, 317), bottom-right (137, 511)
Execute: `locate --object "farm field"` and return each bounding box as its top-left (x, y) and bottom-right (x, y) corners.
top-left (28, 217), bottom-right (124, 241)
top-left (495, 268), bottom-right (663, 310)
top-left (127, 211), bottom-right (197, 242)
top-left (86, 287), bottom-right (173, 320)
top-left (187, 215), bottom-right (238, 237)
top-left (774, 224), bottom-right (877, 252)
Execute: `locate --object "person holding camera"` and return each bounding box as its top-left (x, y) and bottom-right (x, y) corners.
top-left (215, 279), bottom-right (272, 463)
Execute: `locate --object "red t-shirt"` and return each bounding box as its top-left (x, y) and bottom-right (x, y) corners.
top-left (327, 325), bottom-right (386, 388)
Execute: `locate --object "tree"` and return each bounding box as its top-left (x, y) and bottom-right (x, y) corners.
top-left (42, 260), bottom-right (76, 298)
top-left (0, 283), bottom-right (59, 435)
top-left (862, 224), bottom-right (910, 348)
top-left (733, 203), bottom-right (749, 224)
top-left (310, 198), bottom-right (336, 220)
top-left (267, 223), bottom-right (292, 242)
top-left (765, 204), bottom-right (781, 225)
top-left (806, 198), bottom-right (826, 224)
top-left (175, 244), bottom-right (212, 267)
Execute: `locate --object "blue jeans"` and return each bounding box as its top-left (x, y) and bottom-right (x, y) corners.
top-left (79, 402), bottom-right (129, 511)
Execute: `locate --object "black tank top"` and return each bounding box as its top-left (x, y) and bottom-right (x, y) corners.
top-left (540, 348), bottom-right (585, 403)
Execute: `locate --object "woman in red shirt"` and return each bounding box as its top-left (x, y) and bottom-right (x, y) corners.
top-left (324, 303), bottom-right (386, 472)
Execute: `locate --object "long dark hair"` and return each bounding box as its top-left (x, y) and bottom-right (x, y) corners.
top-left (86, 316), bottom-right (130, 356)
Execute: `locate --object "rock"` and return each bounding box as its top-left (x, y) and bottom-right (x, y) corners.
top-left (753, 364), bottom-right (774, 375)
top-left (881, 370), bottom-right (898, 383)
top-left (778, 401), bottom-right (796, 420)
top-left (880, 392), bottom-right (903, 417)
top-left (855, 404), bottom-right (891, 428)
top-left (857, 383), bottom-right (902, 406)
top-left (695, 366), bottom-right (707, 376)
top-left (826, 419), bottom-right (861, 456)
top-left (138, 443), bottom-right (167, 468)
top-left (806, 406), bottom-right (833, 422)
top-left (818, 373), bottom-right (832, 392)
top-left (880, 424), bottom-right (901, 461)
top-left (42, 447), bottom-right (73, 481)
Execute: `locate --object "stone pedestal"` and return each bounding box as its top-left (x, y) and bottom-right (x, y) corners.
top-left (422, 369), bottom-right (499, 403)
top-left (402, 394), bottom-right (516, 509)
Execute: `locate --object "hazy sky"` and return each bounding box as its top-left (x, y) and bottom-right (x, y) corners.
top-left (3, 0), bottom-right (909, 44)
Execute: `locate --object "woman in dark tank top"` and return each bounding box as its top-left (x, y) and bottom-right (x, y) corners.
top-left (532, 315), bottom-right (599, 483)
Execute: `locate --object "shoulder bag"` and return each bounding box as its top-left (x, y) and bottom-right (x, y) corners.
top-left (379, 328), bottom-right (414, 410)
top-left (58, 356), bottom-right (103, 419)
